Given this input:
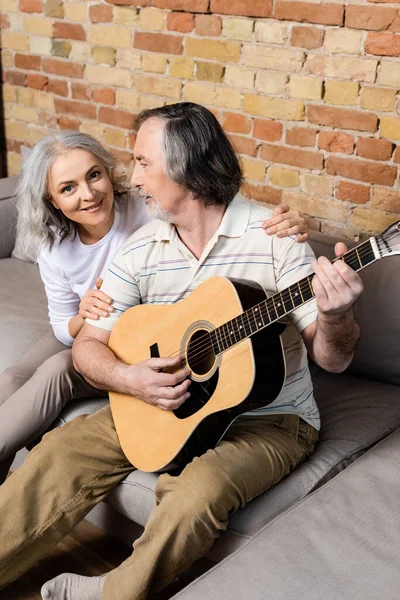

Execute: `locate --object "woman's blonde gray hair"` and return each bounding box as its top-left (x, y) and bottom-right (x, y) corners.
top-left (15, 130), bottom-right (130, 257)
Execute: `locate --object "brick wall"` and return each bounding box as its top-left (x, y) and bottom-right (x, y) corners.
top-left (2, 0), bottom-right (400, 239)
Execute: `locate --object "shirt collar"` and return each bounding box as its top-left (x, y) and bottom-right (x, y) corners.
top-left (152, 194), bottom-right (250, 243)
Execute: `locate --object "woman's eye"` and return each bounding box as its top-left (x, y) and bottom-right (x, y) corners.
top-left (62, 185), bottom-right (73, 193)
top-left (89, 170), bottom-right (101, 179)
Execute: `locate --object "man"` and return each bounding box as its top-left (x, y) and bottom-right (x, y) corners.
top-left (0, 103), bottom-right (363, 600)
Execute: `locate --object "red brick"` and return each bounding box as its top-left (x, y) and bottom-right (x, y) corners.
top-left (326, 156), bottom-right (397, 185)
top-left (223, 112), bottom-right (251, 134)
top-left (286, 127), bottom-right (317, 148)
top-left (42, 58), bottom-right (84, 78)
top-left (72, 82), bottom-right (91, 101)
top-left (210, 0), bottom-right (272, 17)
top-left (54, 22), bottom-right (86, 41)
top-left (241, 182), bottom-right (282, 205)
top-left (153, 0), bottom-right (208, 11)
top-left (357, 137), bottom-right (394, 161)
top-left (7, 139), bottom-right (27, 153)
top-left (195, 14), bottom-right (222, 36)
top-left (308, 106), bottom-right (378, 133)
top-left (345, 6), bottom-right (400, 32)
top-left (365, 32), bottom-right (400, 57)
top-left (58, 115), bottom-right (81, 130)
top-left (26, 73), bottom-right (48, 90)
top-left (167, 12), bottom-right (195, 33)
top-left (230, 134), bottom-right (259, 157)
top-left (48, 79), bottom-right (69, 96)
top-left (6, 70), bottom-right (26, 86)
top-left (111, 148), bottom-right (133, 166)
top-left (274, 1), bottom-right (344, 26)
top-left (55, 98), bottom-right (97, 120)
top-left (133, 32), bottom-right (183, 54)
top-left (291, 26), bottom-right (324, 49)
top-left (318, 131), bottom-right (354, 154)
top-left (394, 146), bottom-right (400, 163)
top-left (14, 54), bottom-right (41, 71)
top-left (92, 88), bottom-right (115, 105)
top-left (253, 119), bottom-right (282, 143)
top-left (19, 0), bottom-right (42, 12)
top-left (261, 144), bottom-right (323, 170)
top-left (336, 181), bottom-right (370, 204)
top-left (99, 106), bottom-right (134, 129)
top-left (89, 4), bottom-right (113, 22)
top-left (0, 14), bottom-right (10, 29)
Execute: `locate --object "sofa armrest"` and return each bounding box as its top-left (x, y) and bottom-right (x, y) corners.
top-left (0, 177), bottom-right (18, 259)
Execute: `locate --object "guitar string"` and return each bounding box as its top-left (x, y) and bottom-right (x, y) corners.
top-left (159, 232), bottom-right (399, 370)
top-left (165, 237), bottom-right (390, 370)
top-left (175, 239), bottom-right (384, 369)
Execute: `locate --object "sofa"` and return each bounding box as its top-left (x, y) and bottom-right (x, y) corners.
top-left (1, 176), bottom-right (400, 595)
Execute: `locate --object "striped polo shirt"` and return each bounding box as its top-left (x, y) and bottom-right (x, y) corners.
top-left (88, 195), bottom-right (320, 429)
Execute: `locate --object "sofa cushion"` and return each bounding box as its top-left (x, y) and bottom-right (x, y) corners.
top-left (0, 197), bottom-right (17, 260)
top-left (172, 427), bottom-right (400, 600)
top-left (0, 257), bottom-right (51, 373)
top-left (349, 255), bottom-right (400, 386)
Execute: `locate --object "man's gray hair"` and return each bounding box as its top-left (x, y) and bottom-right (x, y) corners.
top-left (15, 130), bottom-right (130, 256)
top-left (135, 103), bottom-right (243, 207)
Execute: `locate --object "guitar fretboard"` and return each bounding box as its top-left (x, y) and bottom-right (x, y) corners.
top-left (210, 238), bottom-right (376, 355)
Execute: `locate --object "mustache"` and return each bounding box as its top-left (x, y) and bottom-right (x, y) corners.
top-left (138, 189), bottom-right (155, 200)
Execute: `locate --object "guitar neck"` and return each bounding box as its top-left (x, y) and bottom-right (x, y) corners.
top-left (210, 237), bottom-right (378, 355)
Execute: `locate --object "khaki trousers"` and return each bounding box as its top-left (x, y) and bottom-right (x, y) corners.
top-left (0, 404), bottom-right (318, 600)
top-left (0, 332), bottom-right (105, 484)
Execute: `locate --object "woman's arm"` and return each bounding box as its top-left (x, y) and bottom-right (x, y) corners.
top-left (38, 255), bottom-right (113, 345)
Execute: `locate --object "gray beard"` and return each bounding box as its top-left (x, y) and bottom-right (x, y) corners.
top-left (146, 199), bottom-right (174, 224)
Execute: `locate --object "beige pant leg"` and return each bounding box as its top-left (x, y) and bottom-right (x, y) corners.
top-left (0, 405), bottom-right (133, 590)
top-left (0, 331), bottom-right (67, 406)
top-left (0, 347), bottom-right (106, 484)
top-left (103, 414), bottom-right (318, 600)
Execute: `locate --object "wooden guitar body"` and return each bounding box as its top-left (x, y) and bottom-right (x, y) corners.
top-left (108, 276), bottom-right (286, 472)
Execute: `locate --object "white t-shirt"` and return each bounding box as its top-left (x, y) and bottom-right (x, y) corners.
top-left (38, 194), bottom-right (150, 346)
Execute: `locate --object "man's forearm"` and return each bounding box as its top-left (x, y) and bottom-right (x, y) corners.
top-left (308, 309), bottom-right (360, 373)
top-left (72, 337), bottom-right (132, 393)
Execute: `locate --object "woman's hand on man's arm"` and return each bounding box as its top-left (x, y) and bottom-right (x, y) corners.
top-left (262, 204), bottom-right (309, 243)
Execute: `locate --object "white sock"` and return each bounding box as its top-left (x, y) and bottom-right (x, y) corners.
top-left (40, 573), bottom-right (106, 600)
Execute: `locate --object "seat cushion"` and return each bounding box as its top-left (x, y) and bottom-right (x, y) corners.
top-left (171, 427), bottom-right (400, 600)
top-left (0, 258), bottom-right (51, 373)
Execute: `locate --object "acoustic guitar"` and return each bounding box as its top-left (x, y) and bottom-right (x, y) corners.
top-left (108, 221), bottom-right (400, 472)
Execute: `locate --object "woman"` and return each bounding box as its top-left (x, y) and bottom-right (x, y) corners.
top-left (0, 130), bottom-right (309, 484)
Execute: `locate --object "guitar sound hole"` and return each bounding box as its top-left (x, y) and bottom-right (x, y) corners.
top-left (187, 329), bottom-right (215, 376)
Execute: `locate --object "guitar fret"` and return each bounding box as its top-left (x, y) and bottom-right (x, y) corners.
top-left (210, 330), bottom-right (220, 355)
top-left (283, 289), bottom-right (293, 313)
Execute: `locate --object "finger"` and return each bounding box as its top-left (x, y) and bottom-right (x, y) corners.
top-left (156, 368), bottom-right (191, 387)
top-left (156, 391), bottom-right (191, 411)
top-left (95, 277), bottom-right (103, 289)
top-left (312, 257), bottom-right (343, 297)
top-left (158, 379), bottom-right (191, 400)
top-left (84, 305), bottom-right (110, 319)
top-left (148, 355), bottom-right (188, 372)
top-left (334, 242), bottom-right (348, 258)
top-left (295, 232), bottom-right (309, 243)
top-left (92, 290), bottom-right (113, 304)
